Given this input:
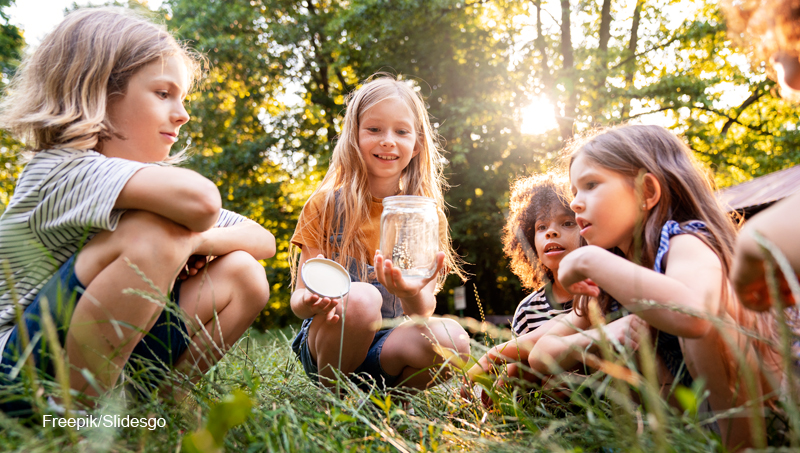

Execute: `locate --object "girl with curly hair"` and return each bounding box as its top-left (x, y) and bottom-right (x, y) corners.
top-left (466, 173), bottom-right (580, 388)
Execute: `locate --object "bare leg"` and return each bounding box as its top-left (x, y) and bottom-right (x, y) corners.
top-left (380, 317), bottom-right (470, 389)
top-left (67, 211), bottom-right (199, 400)
top-left (173, 250), bottom-right (269, 379)
top-left (681, 317), bottom-right (763, 451)
top-left (306, 282), bottom-right (383, 385)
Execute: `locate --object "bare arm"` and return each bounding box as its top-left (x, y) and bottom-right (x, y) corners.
top-left (115, 166), bottom-right (222, 232)
top-left (732, 191), bottom-right (800, 310)
top-left (193, 219), bottom-right (275, 260)
top-left (528, 311), bottom-right (644, 375)
top-left (468, 313), bottom-right (566, 381)
top-left (558, 236), bottom-right (723, 338)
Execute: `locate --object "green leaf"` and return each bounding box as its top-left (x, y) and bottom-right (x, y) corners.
top-left (182, 389), bottom-right (253, 452)
top-left (674, 385), bottom-right (699, 416)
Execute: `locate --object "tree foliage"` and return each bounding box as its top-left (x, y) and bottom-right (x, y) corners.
top-left (5, 0), bottom-right (795, 325)
top-left (0, 0), bottom-right (23, 213)
top-left (157, 0), bottom-right (800, 326)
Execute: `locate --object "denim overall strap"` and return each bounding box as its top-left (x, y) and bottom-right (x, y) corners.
top-left (331, 190), bottom-right (401, 319)
top-left (652, 219), bottom-right (708, 388)
top-left (653, 220), bottom-right (708, 274)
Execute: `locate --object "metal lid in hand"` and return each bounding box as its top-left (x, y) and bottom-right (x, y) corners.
top-left (301, 258), bottom-right (351, 298)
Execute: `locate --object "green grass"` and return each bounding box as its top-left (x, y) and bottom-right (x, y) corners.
top-left (2, 232), bottom-right (800, 452)
top-left (0, 324), bottom-right (773, 453)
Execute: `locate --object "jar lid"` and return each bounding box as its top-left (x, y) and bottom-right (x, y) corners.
top-left (301, 258), bottom-right (351, 298)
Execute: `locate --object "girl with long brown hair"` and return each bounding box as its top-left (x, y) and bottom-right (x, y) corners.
top-left (528, 124), bottom-right (779, 450)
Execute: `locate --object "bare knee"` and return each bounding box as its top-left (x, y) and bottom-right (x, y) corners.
top-left (331, 282), bottom-right (382, 331)
top-left (218, 251), bottom-right (270, 313)
top-left (428, 318), bottom-right (470, 355)
top-left (76, 211), bottom-right (196, 286)
top-left (99, 211), bottom-right (194, 264)
top-left (123, 210), bottom-right (194, 252)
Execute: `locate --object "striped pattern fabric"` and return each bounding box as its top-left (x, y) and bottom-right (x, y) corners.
top-left (0, 149), bottom-right (245, 355)
top-left (511, 285), bottom-right (573, 336)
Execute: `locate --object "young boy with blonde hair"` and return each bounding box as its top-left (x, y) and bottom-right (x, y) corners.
top-left (0, 8), bottom-right (275, 416)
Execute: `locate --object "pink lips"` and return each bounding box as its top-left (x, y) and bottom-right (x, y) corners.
top-left (543, 242), bottom-right (565, 256)
top-left (161, 132), bottom-right (178, 143)
top-left (577, 217), bottom-right (592, 235)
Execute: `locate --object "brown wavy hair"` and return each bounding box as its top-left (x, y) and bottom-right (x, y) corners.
top-left (567, 124), bottom-right (779, 393)
top-left (503, 173), bottom-right (575, 290)
top-left (567, 125), bottom-right (739, 316)
top-left (290, 74), bottom-right (466, 291)
top-left (0, 7), bottom-right (202, 153)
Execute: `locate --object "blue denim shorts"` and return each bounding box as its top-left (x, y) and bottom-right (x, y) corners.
top-left (291, 317), bottom-right (400, 390)
top-left (0, 254), bottom-right (190, 416)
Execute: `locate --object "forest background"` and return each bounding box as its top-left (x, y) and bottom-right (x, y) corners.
top-left (1, 0), bottom-right (797, 329)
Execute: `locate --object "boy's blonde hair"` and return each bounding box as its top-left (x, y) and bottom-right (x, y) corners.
top-left (293, 74), bottom-right (466, 290)
top-left (0, 7), bottom-right (202, 152)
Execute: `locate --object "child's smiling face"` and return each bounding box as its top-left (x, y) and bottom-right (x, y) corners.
top-left (357, 97), bottom-right (419, 195)
top-left (103, 55), bottom-right (190, 162)
top-left (532, 208), bottom-right (580, 274)
top-left (569, 153), bottom-right (642, 253)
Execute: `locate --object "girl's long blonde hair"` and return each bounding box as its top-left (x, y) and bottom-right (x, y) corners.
top-left (0, 7), bottom-right (202, 152)
top-left (292, 74), bottom-right (466, 291)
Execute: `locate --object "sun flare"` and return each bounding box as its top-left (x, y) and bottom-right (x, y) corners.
top-left (520, 96), bottom-right (559, 135)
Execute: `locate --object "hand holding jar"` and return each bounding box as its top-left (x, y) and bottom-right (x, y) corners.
top-left (374, 249), bottom-right (445, 300)
top-left (377, 195), bottom-right (444, 299)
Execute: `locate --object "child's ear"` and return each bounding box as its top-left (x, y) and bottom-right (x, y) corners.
top-left (412, 137), bottom-right (422, 158)
top-left (642, 173), bottom-right (661, 210)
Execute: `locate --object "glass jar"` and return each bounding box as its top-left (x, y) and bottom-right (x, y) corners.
top-left (380, 195), bottom-right (439, 279)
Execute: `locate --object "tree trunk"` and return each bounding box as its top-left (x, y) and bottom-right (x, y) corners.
top-left (598, 0), bottom-right (612, 54)
top-left (558, 0), bottom-right (576, 140)
top-left (533, 0), bottom-right (551, 88)
top-left (622, 0), bottom-right (644, 118)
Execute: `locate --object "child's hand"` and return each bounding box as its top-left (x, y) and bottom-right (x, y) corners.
top-left (558, 246), bottom-right (602, 297)
top-left (301, 289), bottom-right (341, 323)
top-left (374, 250), bottom-right (445, 299)
top-left (300, 253), bottom-right (341, 322)
top-left (600, 315), bottom-right (645, 351)
top-left (566, 278), bottom-right (600, 298)
top-left (179, 254), bottom-right (209, 280)
top-left (732, 257), bottom-right (797, 311)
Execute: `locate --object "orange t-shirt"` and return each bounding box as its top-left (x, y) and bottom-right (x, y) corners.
top-left (291, 191), bottom-right (447, 267)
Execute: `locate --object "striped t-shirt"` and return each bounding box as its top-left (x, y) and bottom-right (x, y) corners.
top-left (0, 149), bottom-right (246, 355)
top-left (511, 283), bottom-right (573, 336)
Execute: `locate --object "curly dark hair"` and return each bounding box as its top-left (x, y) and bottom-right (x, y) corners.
top-left (502, 173), bottom-right (575, 290)
top-left (722, 0), bottom-right (800, 90)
